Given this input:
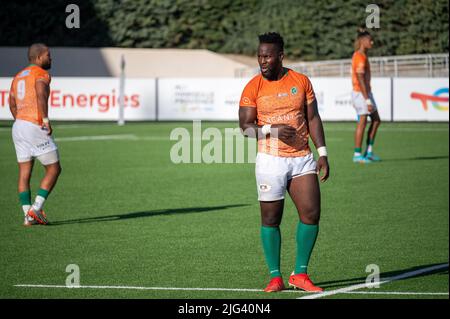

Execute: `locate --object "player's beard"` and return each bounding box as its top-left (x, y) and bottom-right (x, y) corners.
top-left (260, 67), bottom-right (271, 79)
top-left (261, 64), bottom-right (282, 81)
top-left (42, 59), bottom-right (51, 70)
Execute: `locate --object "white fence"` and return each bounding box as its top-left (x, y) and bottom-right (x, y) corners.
top-left (236, 54), bottom-right (449, 78)
top-left (0, 77), bottom-right (448, 122)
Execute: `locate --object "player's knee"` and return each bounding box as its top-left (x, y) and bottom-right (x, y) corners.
top-left (370, 113), bottom-right (381, 125)
top-left (262, 215), bottom-right (281, 227)
top-left (302, 216), bottom-right (320, 225)
top-left (47, 163), bottom-right (62, 177)
top-left (301, 208), bottom-right (320, 224)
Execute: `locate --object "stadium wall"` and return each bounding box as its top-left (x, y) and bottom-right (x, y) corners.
top-left (0, 77), bottom-right (448, 122)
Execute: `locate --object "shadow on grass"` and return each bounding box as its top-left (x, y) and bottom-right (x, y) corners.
top-left (48, 204), bottom-right (250, 226)
top-left (314, 262), bottom-right (449, 289)
top-left (0, 121), bottom-right (13, 128)
top-left (382, 155), bottom-right (448, 162)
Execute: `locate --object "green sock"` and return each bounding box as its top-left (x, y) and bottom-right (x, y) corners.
top-left (261, 226), bottom-right (282, 278)
top-left (295, 221), bottom-right (319, 275)
top-left (19, 190), bottom-right (31, 206)
top-left (354, 147), bottom-right (362, 155)
top-left (37, 188), bottom-right (50, 199)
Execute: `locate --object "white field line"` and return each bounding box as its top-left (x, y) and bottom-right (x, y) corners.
top-left (298, 263), bottom-right (449, 299)
top-left (54, 134), bottom-right (139, 142)
top-left (52, 135), bottom-right (224, 142)
top-left (54, 134), bottom-right (343, 142)
top-left (13, 284), bottom-right (448, 296)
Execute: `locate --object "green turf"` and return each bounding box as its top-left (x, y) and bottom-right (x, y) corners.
top-left (0, 121), bottom-right (448, 299)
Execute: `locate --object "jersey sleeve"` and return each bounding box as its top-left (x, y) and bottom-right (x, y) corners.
top-left (35, 70), bottom-right (51, 85)
top-left (303, 76), bottom-right (316, 105)
top-left (239, 79), bottom-right (258, 108)
top-left (354, 54), bottom-right (366, 74)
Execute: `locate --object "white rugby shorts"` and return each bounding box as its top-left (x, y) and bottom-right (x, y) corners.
top-left (351, 91), bottom-right (378, 116)
top-left (255, 152), bottom-right (317, 201)
top-left (12, 119), bottom-right (59, 164)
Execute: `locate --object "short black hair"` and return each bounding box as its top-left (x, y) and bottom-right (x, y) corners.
top-left (258, 32), bottom-right (284, 52)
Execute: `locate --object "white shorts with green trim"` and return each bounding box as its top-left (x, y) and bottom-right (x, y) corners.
top-left (255, 152), bottom-right (317, 202)
top-left (352, 91), bottom-right (378, 116)
top-left (12, 119), bottom-right (59, 164)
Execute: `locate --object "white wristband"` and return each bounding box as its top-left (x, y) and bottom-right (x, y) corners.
top-left (317, 146), bottom-right (327, 157)
top-left (261, 124), bottom-right (271, 136)
top-left (365, 98), bottom-right (373, 106)
top-left (42, 118), bottom-right (49, 124)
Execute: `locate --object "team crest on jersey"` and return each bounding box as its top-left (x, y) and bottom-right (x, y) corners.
top-left (18, 70), bottom-right (31, 77)
top-left (242, 97), bottom-right (251, 105)
top-left (259, 184), bottom-right (271, 192)
top-left (291, 87), bottom-right (298, 95)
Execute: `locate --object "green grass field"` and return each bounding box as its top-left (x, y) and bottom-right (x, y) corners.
top-left (0, 121), bottom-right (448, 299)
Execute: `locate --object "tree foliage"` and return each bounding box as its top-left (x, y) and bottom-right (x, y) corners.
top-left (0, 0), bottom-right (448, 60)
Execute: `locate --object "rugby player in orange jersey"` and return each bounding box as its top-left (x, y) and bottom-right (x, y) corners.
top-left (239, 33), bottom-right (329, 293)
top-left (351, 29), bottom-right (382, 163)
top-left (9, 43), bottom-right (61, 226)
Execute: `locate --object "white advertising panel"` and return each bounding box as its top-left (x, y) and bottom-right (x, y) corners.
top-left (393, 78), bottom-right (449, 121)
top-left (0, 77), bottom-right (156, 121)
top-left (158, 78), bottom-right (249, 120)
top-left (2, 76), bottom-right (447, 122)
top-left (311, 77), bottom-right (392, 121)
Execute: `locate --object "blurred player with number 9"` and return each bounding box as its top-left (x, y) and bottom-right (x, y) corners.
top-left (9, 43), bottom-right (62, 226)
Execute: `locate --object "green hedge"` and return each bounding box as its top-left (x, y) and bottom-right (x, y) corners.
top-left (1, 0), bottom-right (448, 60)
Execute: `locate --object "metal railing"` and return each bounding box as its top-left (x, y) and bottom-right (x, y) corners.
top-left (235, 53), bottom-right (449, 78)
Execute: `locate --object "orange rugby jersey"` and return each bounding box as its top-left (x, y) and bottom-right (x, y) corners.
top-left (10, 65), bottom-right (51, 125)
top-left (239, 69), bottom-right (316, 157)
top-left (351, 51), bottom-right (371, 92)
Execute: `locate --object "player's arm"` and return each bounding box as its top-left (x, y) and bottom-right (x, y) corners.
top-left (239, 107), bottom-right (259, 138)
top-left (356, 73), bottom-right (369, 98)
top-left (35, 80), bottom-right (52, 135)
top-left (239, 107), bottom-right (296, 141)
top-left (9, 93), bottom-right (17, 119)
top-left (306, 98), bottom-right (329, 182)
top-left (356, 72), bottom-right (373, 112)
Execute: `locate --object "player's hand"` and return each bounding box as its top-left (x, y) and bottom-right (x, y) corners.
top-left (365, 98), bottom-right (373, 113)
top-left (42, 121), bottom-right (52, 135)
top-left (316, 156), bottom-right (329, 182)
top-left (271, 124), bottom-right (296, 143)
